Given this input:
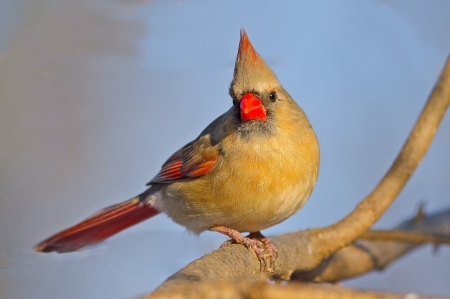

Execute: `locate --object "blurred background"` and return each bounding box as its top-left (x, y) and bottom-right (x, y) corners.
top-left (1, 1), bottom-right (450, 298)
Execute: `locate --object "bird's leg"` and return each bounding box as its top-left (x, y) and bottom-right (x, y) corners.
top-left (209, 225), bottom-right (277, 272)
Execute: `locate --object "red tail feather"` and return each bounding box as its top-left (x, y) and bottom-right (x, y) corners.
top-left (34, 197), bottom-right (160, 253)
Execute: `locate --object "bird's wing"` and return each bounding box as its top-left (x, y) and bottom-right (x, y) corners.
top-left (148, 136), bottom-right (218, 184)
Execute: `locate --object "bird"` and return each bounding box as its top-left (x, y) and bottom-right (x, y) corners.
top-left (34, 29), bottom-right (320, 269)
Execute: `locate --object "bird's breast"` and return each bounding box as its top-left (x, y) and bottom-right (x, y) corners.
top-left (158, 128), bottom-right (319, 234)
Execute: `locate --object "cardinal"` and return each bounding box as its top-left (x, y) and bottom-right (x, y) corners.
top-left (35, 29), bottom-right (320, 268)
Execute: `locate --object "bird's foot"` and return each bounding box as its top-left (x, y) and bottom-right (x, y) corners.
top-left (210, 226), bottom-right (278, 272)
top-left (247, 231), bottom-right (278, 265)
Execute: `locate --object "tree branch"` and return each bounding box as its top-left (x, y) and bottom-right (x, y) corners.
top-left (309, 53), bottom-right (450, 261)
top-left (148, 55), bottom-right (450, 298)
top-left (292, 206), bottom-right (450, 282)
top-left (147, 280), bottom-right (446, 299)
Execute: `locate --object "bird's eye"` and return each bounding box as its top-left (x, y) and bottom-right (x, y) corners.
top-left (269, 91), bottom-right (277, 102)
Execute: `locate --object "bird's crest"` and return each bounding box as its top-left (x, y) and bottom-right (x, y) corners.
top-left (230, 29), bottom-right (280, 99)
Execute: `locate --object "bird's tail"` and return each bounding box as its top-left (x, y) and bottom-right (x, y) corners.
top-left (34, 191), bottom-right (160, 253)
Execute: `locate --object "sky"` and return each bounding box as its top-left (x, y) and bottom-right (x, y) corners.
top-left (1, 1), bottom-right (450, 298)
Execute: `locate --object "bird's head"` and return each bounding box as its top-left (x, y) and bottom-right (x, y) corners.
top-left (229, 29), bottom-right (283, 128)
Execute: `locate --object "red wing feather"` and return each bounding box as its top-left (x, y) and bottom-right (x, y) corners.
top-left (184, 160), bottom-right (216, 177)
top-left (149, 141), bottom-right (217, 184)
top-left (152, 160), bottom-right (183, 181)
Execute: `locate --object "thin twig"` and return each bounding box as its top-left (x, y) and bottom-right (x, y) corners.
top-left (292, 207), bottom-right (450, 282)
top-left (359, 229), bottom-right (450, 245)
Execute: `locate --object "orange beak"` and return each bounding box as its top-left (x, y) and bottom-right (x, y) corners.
top-left (240, 93), bottom-right (267, 122)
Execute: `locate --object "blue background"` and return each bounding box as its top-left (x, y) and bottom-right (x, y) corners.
top-left (1, 1), bottom-right (450, 298)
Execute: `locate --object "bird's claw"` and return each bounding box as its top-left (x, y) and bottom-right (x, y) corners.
top-left (211, 226), bottom-right (278, 272)
top-left (220, 235), bottom-right (277, 272)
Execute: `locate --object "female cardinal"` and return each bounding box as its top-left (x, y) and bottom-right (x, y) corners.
top-left (35, 29), bottom-right (320, 267)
